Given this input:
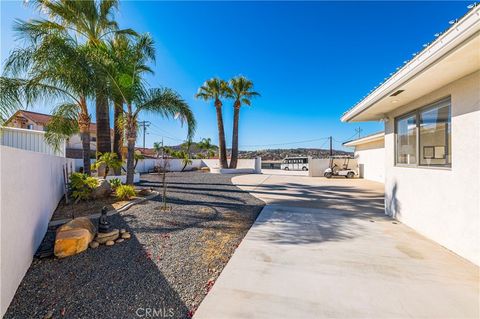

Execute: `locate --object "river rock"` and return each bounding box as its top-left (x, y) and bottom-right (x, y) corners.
top-left (91, 179), bottom-right (112, 199)
top-left (89, 241), bottom-right (100, 249)
top-left (96, 229), bottom-right (119, 244)
top-left (54, 217), bottom-right (95, 258)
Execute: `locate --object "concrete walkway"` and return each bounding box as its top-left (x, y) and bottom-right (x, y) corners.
top-left (195, 174), bottom-right (479, 319)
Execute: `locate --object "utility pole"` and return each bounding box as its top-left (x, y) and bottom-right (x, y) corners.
top-left (329, 136), bottom-right (333, 156)
top-left (138, 121), bottom-right (151, 150)
top-left (355, 127), bottom-right (363, 139)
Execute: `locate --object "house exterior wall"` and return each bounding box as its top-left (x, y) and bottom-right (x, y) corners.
top-left (384, 71), bottom-right (480, 265)
top-left (8, 116), bottom-right (44, 131)
top-left (354, 139), bottom-right (385, 183)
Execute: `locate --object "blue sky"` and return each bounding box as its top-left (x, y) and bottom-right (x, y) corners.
top-left (1, 1), bottom-right (470, 150)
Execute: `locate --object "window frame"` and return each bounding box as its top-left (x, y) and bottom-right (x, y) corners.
top-left (394, 97), bottom-right (451, 169)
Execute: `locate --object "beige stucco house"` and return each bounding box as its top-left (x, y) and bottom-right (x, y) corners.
top-left (341, 7), bottom-right (480, 265)
top-left (343, 132), bottom-right (385, 183)
top-left (6, 110), bottom-right (113, 158)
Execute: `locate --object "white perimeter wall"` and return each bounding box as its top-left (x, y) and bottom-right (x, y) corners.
top-left (0, 146), bottom-right (73, 316)
top-left (354, 140), bottom-right (385, 183)
top-left (73, 158), bottom-right (261, 174)
top-left (384, 71), bottom-right (480, 265)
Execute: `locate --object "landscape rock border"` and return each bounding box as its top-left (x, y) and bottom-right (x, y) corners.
top-left (49, 191), bottom-right (160, 227)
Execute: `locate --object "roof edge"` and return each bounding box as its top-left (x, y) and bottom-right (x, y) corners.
top-left (341, 6), bottom-right (480, 123)
top-left (343, 131), bottom-right (384, 147)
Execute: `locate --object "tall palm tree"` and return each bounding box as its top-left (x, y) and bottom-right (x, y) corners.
top-left (19, 0), bottom-right (137, 155)
top-left (2, 34), bottom-right (96, 175)
top-left (195, 78), bottom-right (230, 168)
top-left (94, 32), bottom-right (195, 184)
top-left (227, 76), bottom-right (260, 168)
top-left (104, 33), bottom-right (155, 162)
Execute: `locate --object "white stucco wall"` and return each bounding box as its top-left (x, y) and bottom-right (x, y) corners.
top-left (354, 139), bottom-right (385, 183)
top-left (384, 71), bottom-right (480, 265)
top-left (0, 146), bottom-right (73, 316)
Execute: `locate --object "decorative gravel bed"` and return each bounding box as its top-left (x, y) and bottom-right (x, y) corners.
top-left (5, 172), bottom-right (265, 319)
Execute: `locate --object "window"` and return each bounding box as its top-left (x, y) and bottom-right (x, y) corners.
top-left (395, 98), bottom-right (451, 168)
top-left (396, 113), bottom-right (417, 165)
top-left (90, 136), bottom-right (97, 142)
top-left (27, 124), bottom-right (33, 130)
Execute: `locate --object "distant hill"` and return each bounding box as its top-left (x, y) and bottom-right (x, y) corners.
top-left (164, 143), bottom-right (352, 161)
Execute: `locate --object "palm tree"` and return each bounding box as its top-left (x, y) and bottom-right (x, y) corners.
top-left (227, 76), bottom-right (260, 169)
top-left (153, 141), bottom-right (163, 158)
top-left (195, 78), bottom-right (230, 168)
top-left (104, 33), bottom-right (155, 162)
top-left (2, 34), bottom-right (96, 175)
top-left (118, 88), bottom-right (196, 184)
top-left (197, 137), bottom-right (217, 159)
top-left (19, 0), bottom-right (137, 155)
top-left (93, 152), bottom-right (122, 178)
top-left (96, 33), bottom-right (195, 184)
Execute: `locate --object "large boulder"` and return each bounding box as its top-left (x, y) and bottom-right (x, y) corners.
top-left (54, 217), bottom-right (96, 258)
top-left (91, 179), bottom-right (112, 199)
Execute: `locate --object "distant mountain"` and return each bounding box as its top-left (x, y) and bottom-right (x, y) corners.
top-left (163, 143), bottom-right (352, 161)
top-left (238, 148), bottom-right (353, 161)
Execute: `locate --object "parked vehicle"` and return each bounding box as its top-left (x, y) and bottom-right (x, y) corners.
top-left (324, 156), bottom-right (356, 178)
top-left (281, 157), bottom-right (309, 171)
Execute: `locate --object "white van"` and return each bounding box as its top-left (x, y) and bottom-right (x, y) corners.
top-left (280, 157), bottom-right (309, 171)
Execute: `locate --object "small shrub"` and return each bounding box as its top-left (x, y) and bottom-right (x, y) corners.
top-left (109, 178), bottom-right (122, 190)
top-left (115, 185), bottom-right (136, 200)
top-left (69, 172), bottom-right (99, 202)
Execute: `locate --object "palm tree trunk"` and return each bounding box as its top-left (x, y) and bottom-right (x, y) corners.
top-left (230, 104), bottom-right (240, 169)
top-left (95, 91), bottom-right (111, 155)
top-left (113, 98), bottom-right (123, 175)
top-left (126, 138), bottom-right (135, 185)
top-left (78, 111), bottom-right (91, 176)
top-left (215, 100), bottom-right (228, 168)
top-left (126, 111), bottom-right (136, 185)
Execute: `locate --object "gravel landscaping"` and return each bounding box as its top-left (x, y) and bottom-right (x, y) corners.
top-left (5, 172), bottom-right (265, 319)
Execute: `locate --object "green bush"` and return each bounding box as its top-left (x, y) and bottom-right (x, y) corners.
top-left (109, 178), bottom-right (122, 190)
top-left (69, 172), bottom-right (99, 202)
top-left (115, 185), bottom-right (136, 200)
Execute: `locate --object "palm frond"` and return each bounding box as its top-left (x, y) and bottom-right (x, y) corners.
top-left (137, 87), bottom-right (196, 139)
top-left (44, 102), bottom-right (80, 151)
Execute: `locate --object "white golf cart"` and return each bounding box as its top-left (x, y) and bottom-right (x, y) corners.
top-left (324, 155), bottom-right (356, 179)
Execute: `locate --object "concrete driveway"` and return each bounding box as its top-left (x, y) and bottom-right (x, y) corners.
top-left (195, 174), bottom-right (479, 319)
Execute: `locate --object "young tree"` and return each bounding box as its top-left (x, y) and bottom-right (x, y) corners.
top-left (227, 76), bottom-right (260, 168)
top-left (195, 78), bottom-right (230, 168)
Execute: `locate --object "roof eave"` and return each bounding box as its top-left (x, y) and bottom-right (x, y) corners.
top-left (341, 6), bottom-right (480, 123)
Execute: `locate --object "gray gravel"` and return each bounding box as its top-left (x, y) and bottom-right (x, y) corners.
top-left (5, 172), bottom-right (265, 319)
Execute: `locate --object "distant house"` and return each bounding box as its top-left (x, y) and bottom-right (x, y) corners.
top-left (343, 131), bottom-right (385, 183)
top-left (341, 8), bottom-right (479, 265)
top-left (5, 110), bottom-right (113, 158)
